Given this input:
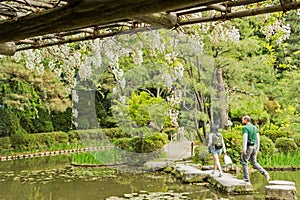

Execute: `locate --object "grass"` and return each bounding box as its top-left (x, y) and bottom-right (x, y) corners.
top-left (71, 147), bottom-right (126, 165)
top-left (260, 151), bottom-right (300, 168)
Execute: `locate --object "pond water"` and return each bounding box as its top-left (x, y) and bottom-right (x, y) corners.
top-left (0, 155), bottom-right (299, 200)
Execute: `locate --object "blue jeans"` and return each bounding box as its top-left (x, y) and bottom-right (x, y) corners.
top-left (241, 145), bottom-right (268, 182)
top-left (209, 146), bottom-right (222, 155)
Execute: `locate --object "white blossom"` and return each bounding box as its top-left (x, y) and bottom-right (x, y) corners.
top-left (91, 39), bottom-right (102, 68)
top-left (262, 21), bottom-right (291, 44)
top-left (161, 73), bottom-right (173, 90)
top-left (72, 108), bottom-right (78, 119)
top-left (120, 95), bottom-right (126, 104)
top-left (174, 63), bottom-right (184, 79)
top-left (72, 90), bottom-right (79, 103)
top-left (132, 50), bottom-right (143, 66)
top-left (78, 57), bottom-right (92, 80)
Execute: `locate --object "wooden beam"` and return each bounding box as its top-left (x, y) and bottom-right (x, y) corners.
top-left (0, 42), bottom-right (16, 56)
top-left (132, 12), bottom-right (177, 29)
top-left (0, 0), bottom-right (229, 43)
top-left (16, 27), bottom-right (159, 51)
top-left (179, 1), bottom-right (300, 25)
top-left (207, 4), bottom-right (227, 12)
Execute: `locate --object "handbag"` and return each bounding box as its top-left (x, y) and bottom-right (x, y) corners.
top-left (224, 155), bottom-right (233, 165)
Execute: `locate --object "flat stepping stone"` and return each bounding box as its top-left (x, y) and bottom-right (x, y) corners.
top-left (144, 161), bottom-right (174, 171)
top-left (265, 180), bottom-right (297, 200)
top-left (268, 180), bottom-right (295, 186)
top-left (207, 172), bottom-right (253, 194)
top-left (174, 164), bottom-right (253, 194)
top-left (175, 164), bottom-right (211, 182)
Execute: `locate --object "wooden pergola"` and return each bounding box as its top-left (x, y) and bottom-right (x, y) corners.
top-left (0, 0), bottom-right (299, 55)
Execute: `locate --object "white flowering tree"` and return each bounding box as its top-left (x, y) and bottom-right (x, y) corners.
top-left (6, 7), bottom-right (298, 148)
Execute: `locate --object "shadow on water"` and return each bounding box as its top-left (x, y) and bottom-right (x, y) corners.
top-left (0, 155), bottom-right (299, 200)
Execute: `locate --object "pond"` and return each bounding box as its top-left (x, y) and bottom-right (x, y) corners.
top-left (0, 155), bottom-right (299, 200)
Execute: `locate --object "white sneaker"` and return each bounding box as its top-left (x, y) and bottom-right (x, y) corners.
top-left (264, 173), bottom-right (270, 181)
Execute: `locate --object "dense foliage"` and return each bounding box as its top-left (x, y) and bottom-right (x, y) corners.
top-left (0, 10), bottom-right (299, 162)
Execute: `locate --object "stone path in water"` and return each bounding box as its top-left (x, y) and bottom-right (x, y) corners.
top-left (145, 138), bottom-right (254, 195)
top-left (174, 164), bottom-right (253, 194)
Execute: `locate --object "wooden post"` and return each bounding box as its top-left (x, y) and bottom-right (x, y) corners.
top-left (191, 142), bottom-right (194, 157)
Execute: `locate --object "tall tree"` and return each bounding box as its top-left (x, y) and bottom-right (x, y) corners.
top-left (0, 58), bottom-right (71, 134)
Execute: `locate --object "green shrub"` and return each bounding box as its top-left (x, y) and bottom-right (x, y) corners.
top-left (194, 145), bottom-right (211, 165)
top-left (88, 129), bottom-right (104, 140)
top-left (131, 132), bottom-right (168, 153)
top-left (75, 129), bottom-right (110, 146)
top-left (222, 129), bottom-right (243, 164)
top-left (67, 130), bottom-right (80, 143)
top-left (37, 133), bottom-right (56, 148)
top-left (113, 132), bottom-right (168, 153)
top-left (52, 108), bottom-right (72, 132)
top-left (103, 128), bottom-right (127, 139)
top-left (54, 131), bottom-right (69, 144)
top-left (113, 137), bottom-right (132, 151)
top-left (9, 131), bottom-right (75, 151)
top-left (275, 137), bottom-right (298, 153)
top-left (10, 133), bottom-right (37, 151)
top-left (0, 110), bottom-right (25, 137)
top-left (0, 137), bottom-right (12, 151)
top-left (261, 129), bottom-right (288, 143)
top-left (257, 135), bottom-right (275, 161)
top-left (292, 134), bottom-right (300, 147)
top-left (32, 109), bottom-right (54, 133)
top-left (0, 109), bottom-right (14, 137)
top-left (77, 130), bottom-right (90, 140)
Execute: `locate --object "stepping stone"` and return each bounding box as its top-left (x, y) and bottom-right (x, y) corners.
top-left (175, 164), bottom-right (211, 182)
top-left (265, 180), bottom-right (297, 200)
top-left (174, 164), bottom-right (253, 194)
top-left (207, 172), bottom-right (253, 194)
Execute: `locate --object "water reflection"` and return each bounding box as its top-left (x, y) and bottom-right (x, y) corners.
top-left (251, 170), bottom-right (300, 199)
top-left (0, 156), bottom-right (299, 199)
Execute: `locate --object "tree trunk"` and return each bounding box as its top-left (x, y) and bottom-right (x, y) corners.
top-left (194, 97), bottom-right (203, 143)
top-left (216, 67), bottom-right (228, 129)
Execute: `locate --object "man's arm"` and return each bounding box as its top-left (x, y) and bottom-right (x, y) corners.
top-left (243, 133), bottom-right (248, 155)
top-left (256, 132), bottom-right (260, 152)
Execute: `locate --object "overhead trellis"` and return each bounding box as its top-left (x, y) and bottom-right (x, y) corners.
top-left (0, 0), bottom-right (299, 55)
